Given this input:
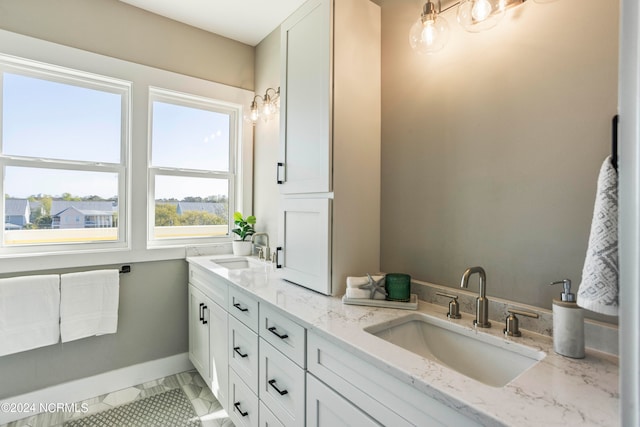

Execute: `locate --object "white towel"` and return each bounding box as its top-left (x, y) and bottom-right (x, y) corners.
top-left (346, 275), bottom-right (383, 288)
top-left (345, 288), bottom-right (386, 299)
top-left (0, 275), bottom-right (60, 357)
top-left (577, 156), bottom-right (619, 316)
top-left (60, 270), bottom-right (120, 343)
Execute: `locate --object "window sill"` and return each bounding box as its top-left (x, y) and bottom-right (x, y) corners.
top-left (0, 242), bottom-right (233, 275)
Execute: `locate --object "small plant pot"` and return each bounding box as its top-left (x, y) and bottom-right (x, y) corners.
top-left (232, 240), bottom-right (253, 256)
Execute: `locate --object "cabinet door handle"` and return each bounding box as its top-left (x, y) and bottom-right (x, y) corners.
top-left (276, 162), bottom-right (284, 184)
top-left (233, 401), bottom-right (249, 417)
top-left (199, 303), bottom-right (204, 322)
top-left (276, 247), bottom-right (283, 269)
top-left (202, 305), bottom-right (208, 324)
top-left (268, 326), bottom-right (289, 340)
top-left (233, 346), bottom-right (248, 358)
top-left (268, 379), bottom-right (289, 396)
top-left (233, 302), bottom-right (249, 312)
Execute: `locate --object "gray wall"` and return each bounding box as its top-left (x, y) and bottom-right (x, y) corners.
top-left (378, 0), bottom-right (618, 321)
top-left (253, 28), bottom-right (282, 240)
top-left (0, 0), bottom-right (254, 398)
top-left (251, 0), bottom-right (619, 323)
top-left (0, 0), bottom-right (254, 90)
top-left (0, 260), bottom-right (188, 399)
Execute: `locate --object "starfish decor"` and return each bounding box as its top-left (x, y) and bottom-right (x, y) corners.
top-left (359, 273), bottom-right (387, 299)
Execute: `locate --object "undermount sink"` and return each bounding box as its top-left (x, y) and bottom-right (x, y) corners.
top-left (364, 313), bottom-right (545, 387)
top-left (210, 257), bottom-right (262, 270)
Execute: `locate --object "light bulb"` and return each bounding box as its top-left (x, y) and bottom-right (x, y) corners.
top-left (409, 7), bottom-right (449, 54)
top-left (422, 20), bottom-right (436, 46)
top-left (249, 101), bottom-right (260, 123)
top-left (262, 101), bottom-right (273, 117)
top-left (457, 0), bottom-right (504, 32)
top-left (471, 0), bottom-right (492, 21)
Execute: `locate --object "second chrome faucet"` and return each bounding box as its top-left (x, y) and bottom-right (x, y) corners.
top-left (460, 266), bottom-right (491, 328)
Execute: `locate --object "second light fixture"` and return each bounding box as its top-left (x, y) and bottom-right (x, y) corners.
top-left (410, 0), bottom-right (529, 54)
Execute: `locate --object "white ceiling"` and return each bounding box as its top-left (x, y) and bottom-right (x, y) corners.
top-left (119, 0), bottom-right (307, 46)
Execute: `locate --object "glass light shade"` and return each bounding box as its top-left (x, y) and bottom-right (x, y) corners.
top-left (409, 15), bottom-right (450, 54)
top-left (249, 101), bottom-right (260, 123)
top-left (457, 0), bottom-right (505, 32)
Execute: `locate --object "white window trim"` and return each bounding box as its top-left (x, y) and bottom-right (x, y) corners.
top-left (0, 55), bottom-right (131, 255)
top-left (0, 29), bottom-right (254, 274)
top-left (147, 87), bottom-right (239, 248)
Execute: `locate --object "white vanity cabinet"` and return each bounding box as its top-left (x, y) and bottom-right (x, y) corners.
top-left (277, 0), bottom-right (381, 296)
top-left (259, 304), bottom-right (307, 427)
top-left (228, 288), bottom-right (261, 427)
top-left (188, 285), bottom-right (211, 382)
top-left (307, 331), bottom-right (480, 427)
top-left (226, 286), bottom-right (308, 427)
top-left (188, 264), bottom-right (229, 412)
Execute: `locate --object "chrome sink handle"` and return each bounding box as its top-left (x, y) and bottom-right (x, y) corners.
top-left (436, 292), bottom-right (461, 319)
top-left (504, 309), bottom-right (539, 337)
top-left (460, 266), bottom-right (491, 328)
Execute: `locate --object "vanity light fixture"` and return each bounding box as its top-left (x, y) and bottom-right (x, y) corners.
top-left (410, 0), bottom-right (533, 53)
top-left (249, 87), bottom-right (280, 125)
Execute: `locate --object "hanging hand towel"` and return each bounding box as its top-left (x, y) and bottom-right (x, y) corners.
top-left (60, 269), bottom-right (120, 343)
top-left (0, 275), bottom-right (60, 357)
top-left (577, 156), bottom-right (619, 316)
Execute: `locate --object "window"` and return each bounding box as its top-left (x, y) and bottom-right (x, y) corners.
top-left (0, 57), bottom-right (129, 251)
top-left (148, 88), bottom-right (238, 244)
top-left (0, 30), bottom-right (253, 271)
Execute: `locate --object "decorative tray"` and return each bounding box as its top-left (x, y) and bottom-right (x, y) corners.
top-left (341, 294), bottom-right (418, 310)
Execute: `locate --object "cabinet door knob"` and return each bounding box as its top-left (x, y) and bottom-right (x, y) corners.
top-left (268, 379), bottom-right (289, 396)
top-left (233, 346), bottom-right (248, 358)
top-left (233, 401), bottom-right (249, 417)
top-left (268, 326), bottom-right (289, 340)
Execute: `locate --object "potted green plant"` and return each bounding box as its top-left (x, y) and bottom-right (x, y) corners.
top-left (231, 211), bottom-right (256, 256)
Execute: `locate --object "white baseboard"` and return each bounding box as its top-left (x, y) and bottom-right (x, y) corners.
top-left (0, 352), bottom-right (193, 425)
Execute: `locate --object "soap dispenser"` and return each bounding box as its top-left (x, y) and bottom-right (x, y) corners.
top-left (550, 279), bottom-right (585, 359)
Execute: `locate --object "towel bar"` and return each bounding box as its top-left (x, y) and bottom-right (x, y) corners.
top-left (612, 114), bottom-right (618, 171)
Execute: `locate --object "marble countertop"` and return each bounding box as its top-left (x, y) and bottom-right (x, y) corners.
top-left (187, 255), bottom-right (619, 427)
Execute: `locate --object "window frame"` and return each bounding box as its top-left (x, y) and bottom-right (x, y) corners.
top-left (0, 55), bottom-right (131, 255)
top-left (148, 87), bottom-right (240, 247)
top-left (0, 29), bottom-right (254, 274)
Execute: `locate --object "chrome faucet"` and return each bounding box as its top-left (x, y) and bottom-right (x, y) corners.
top-left (460, 266), bottom-right (491, 328)
top-left (251, 232), bottom-right (270, 261)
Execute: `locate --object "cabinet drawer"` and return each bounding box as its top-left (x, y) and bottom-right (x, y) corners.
top-left (190, 263), bottom-right (228, 307)
top-left (229, 287), bottom-right (259, 332)
top-left (307, 373), bottom-right (380, 427)
top-left (259, 339), bottom-right (305, 427)
top-left (308, 332), bottom-right (476, 427)
top-left (260, 304), bottom-right (306, 368)
top-left (229, 316), bottom-right (259, 392)
top-left (229, 368), bottom-right (259, 427)
top-left (260, 402), bottom-right (285, 427)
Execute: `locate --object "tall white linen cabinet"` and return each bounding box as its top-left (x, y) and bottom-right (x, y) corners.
top-left (277, 0), bottom-right (381, 296)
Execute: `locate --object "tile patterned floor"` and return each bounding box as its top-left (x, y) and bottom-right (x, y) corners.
top-left (1, 371), bottom-right (234, 427)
